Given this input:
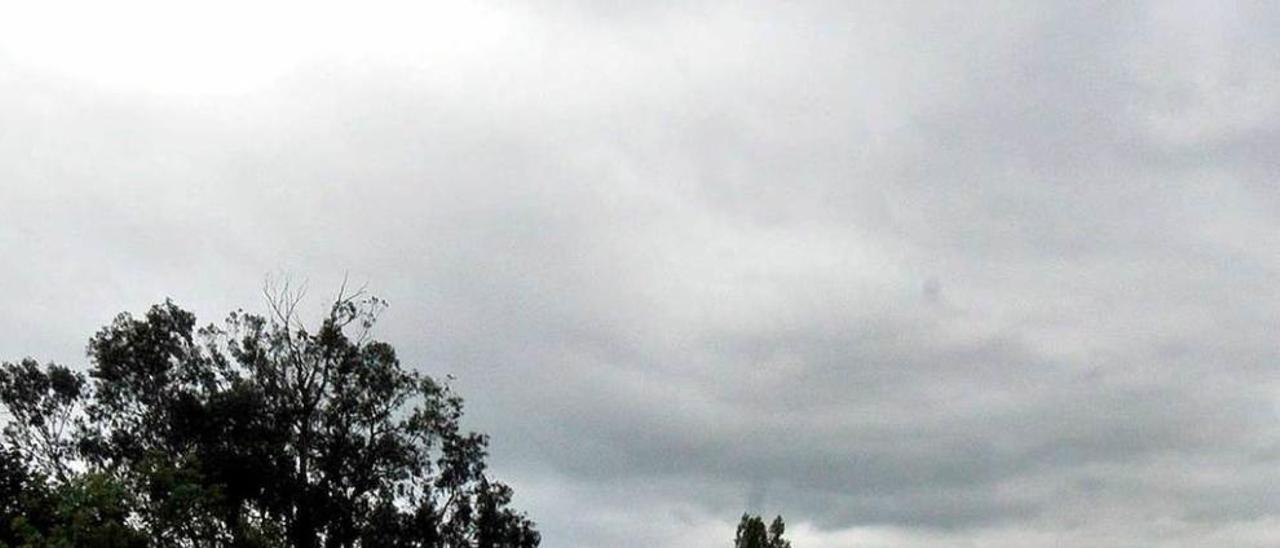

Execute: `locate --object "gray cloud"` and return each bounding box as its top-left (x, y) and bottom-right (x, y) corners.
top-left (3, 1), bottom-right (1280, 546)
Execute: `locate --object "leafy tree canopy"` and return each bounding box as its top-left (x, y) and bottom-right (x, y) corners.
top-left (1, 286), bottom-right (539, 548)
top-left (734, 514), bottom-right (791, 548)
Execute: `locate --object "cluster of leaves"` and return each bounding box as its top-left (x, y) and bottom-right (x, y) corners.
top-left (734, 514), bottom-right (791, 548)
top-left (0, 447), bottom-right (147, 548)
top-left (1, 289), bottom-right (538, 547)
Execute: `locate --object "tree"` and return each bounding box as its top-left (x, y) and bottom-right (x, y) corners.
top-left (734, 514), bottom-right (791, 548)
top-left (1, 286), bottom-right (539, 547)
top-left (0, 445), bottom-right (148, 548)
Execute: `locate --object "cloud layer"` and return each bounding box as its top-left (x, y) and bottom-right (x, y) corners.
top-left (3, 2), bottom-right (1280, 546)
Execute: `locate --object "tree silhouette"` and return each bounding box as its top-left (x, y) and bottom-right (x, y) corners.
top-left (734, 514), bottom-right (791, 548)
top-left (1, 286), bottom-right (539, 547)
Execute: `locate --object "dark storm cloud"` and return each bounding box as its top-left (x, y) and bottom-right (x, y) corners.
top-left (3, 1), bottom-right (1280, 546)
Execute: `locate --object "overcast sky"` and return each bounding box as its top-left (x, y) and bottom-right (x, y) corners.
top-left (3, 1), bottom-right (1280, 546)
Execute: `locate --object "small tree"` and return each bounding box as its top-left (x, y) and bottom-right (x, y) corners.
top-left (735, 514), bottom-right (791, 548)
top-left (1, 285), bottom-right (539, 547)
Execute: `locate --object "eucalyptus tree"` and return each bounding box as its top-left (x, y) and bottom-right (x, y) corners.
top-left (1, 285), bottom-right (538, 548)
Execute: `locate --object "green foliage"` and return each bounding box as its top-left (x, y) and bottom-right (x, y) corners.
top-left (1, 289), bottom-right (539, 547)
top-left (734, 514), bottom-right (791, 548)
top-left (0, 448), bottom-right (147, 548)
top-left (0, 359), bottom-right (84, 483)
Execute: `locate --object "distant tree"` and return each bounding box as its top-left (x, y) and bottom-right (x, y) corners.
top-left (734, 514), bottom-right (791, 548)
top-left (0, 284), bottom-right (539, 547)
